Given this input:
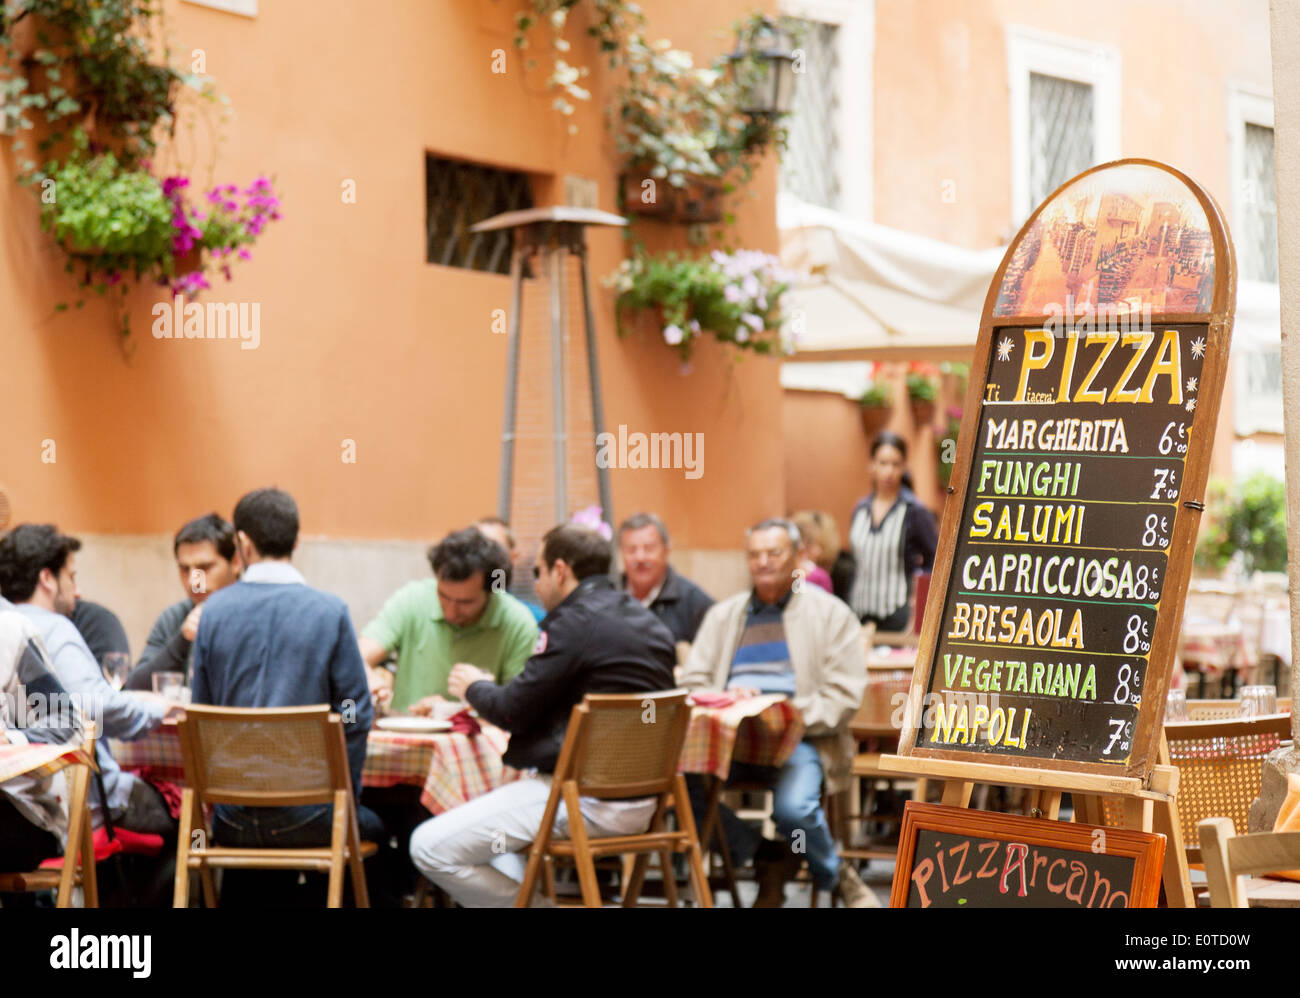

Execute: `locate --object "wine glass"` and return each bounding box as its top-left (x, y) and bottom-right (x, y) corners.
top-left (101, 652), bottom-right (132, 690)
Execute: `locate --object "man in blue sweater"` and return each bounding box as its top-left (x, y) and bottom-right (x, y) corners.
top-left (191, 488), bottom-right (382, 872)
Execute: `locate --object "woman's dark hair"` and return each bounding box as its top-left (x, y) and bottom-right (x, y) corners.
top-left (428, 528), bottom-right (509, 591)
top-left (232, 488), bottom-right (299, 559)
top-left (0, 524), bottom-right (82, 602)
top-left (541, 524), bottom-right (611, 580)
top-left (870, 430), bottom-right (908, 461)
top-left (174, 512), bottom-right (237, 561)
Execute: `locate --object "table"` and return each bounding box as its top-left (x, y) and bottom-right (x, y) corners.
top-left (681, 694), bottom-right (805, 905)
top-left (0, 740), bottom-right (94, 785)
top-left (112, 721), bottom-right (515, 816)
top-left (0, 737), bottom-right (99, 907)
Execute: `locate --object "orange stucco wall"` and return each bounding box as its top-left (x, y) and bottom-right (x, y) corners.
top-left (781, 0), bottom-right (1271, 523)
top-left (0, 0), bottom-right (781, 550)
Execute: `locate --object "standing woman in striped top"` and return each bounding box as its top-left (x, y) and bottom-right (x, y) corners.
top-left (847, 431), bottom-right (939, 630)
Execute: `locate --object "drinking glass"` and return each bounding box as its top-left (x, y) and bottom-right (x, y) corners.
top-left (152, 672), bottom-right (189, 705)
top-left (1165, 689), bottom-right (1188, 722)
top-left (1239, 684), bottom-right (1278, 717)
top-left (101, 651), bottom-right (132, 690)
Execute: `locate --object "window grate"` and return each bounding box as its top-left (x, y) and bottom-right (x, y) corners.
top-left (779, 18), bottom-right (841, 210)
top-left (425, 155), bottom-right (534, 275)
top-left (1242, 123), bottom-right (1278, 282)
top-left (1028, 73), bottom-right (1094, 209)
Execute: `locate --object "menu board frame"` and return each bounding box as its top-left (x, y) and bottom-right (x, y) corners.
top-left (889, 802), bottom-right (1166, 908)
top-left (898, 158), bottom-right (1236, 780)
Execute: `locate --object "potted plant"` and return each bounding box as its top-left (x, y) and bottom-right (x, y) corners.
top-left (858, 383), bottom-right (893, 440)
top-left (37, 130), bottom-right (280, 332)
top-left (606, 247), bottom-right (796, 360)
top-left (906, 366), bottom-right (938, 428)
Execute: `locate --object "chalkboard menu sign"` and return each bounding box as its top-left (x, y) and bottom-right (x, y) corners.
top-left (890, 803), bottom-right (1166, 908)
top-left (899, 160), bottom-right (1235, 778)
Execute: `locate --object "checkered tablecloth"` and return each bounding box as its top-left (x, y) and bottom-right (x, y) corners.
top-left (112, 722), bottom-right (515, 816)
top-left (679, 694), bottom-right (804, 780)
top-left (0, 741), bottom-right (93, 785)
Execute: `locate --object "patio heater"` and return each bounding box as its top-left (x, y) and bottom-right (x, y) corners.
top-left (469, 205), bottom-right (625, 559)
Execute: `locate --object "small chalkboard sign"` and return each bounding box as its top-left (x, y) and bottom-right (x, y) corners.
top-left (899, 159), bottom-right (1236, 778)
top-left (890, 802), bottom-right (1166, 908)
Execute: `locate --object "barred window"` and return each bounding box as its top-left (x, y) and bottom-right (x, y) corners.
top-left (1241, 123), bottom-right (1278, 282)
top-left (425, 155), bottom-right (534, 275)
top-left (1028, 73), bottom-right (1095, 208)
top-left (779, 18), bottom-right (841, 210)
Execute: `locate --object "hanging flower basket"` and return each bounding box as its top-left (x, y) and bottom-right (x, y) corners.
top-left (620, 171), bottom-right (724, 224)
top-left (860, 403), bottom-right (891, 441)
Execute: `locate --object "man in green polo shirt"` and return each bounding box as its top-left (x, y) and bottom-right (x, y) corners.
top-left (359, 527), bottom-right (538, 713)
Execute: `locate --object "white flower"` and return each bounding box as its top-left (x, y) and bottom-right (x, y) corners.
top-left (663, 324), bottom-right (684, 345)
top-left (551, 59), bottom-right (580, 87)
top-left (550, 8), bottom-right (567, 29)
top-left (724, 284), bottom-right (743, 303)
top-left (735, 327), bottom-right (750, 343)
top-left (742, 275), bottom-right (759, 298)
top-left (689, 319), bottom-right (700, 333)
top-left (741, 312), bottom-right (764, 332)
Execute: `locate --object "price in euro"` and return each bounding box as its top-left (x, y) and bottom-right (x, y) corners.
top-left (1140, 513), bottom-right (1170, 548)
top-left (1150, 467), bottom-right (1178, 500)
top-left (1158, 421), bottom-right (1188, 455)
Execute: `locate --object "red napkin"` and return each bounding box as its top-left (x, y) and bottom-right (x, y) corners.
top-left (38, 825), bottom-right (166, 869)
top-left (133, 769), bottom-right (185, 820)
top-left (448, 709), bottom-right (481, 736)
top-left (688, 691), bottom-right (737, 709)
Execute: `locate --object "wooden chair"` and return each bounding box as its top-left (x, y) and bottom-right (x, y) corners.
top-left (1199, 817), bottom-right (1300, 907)
top-left (172, 705), bottom-right (376, 908)
top-left (515, 690), bottom-right (712, 908)
top-left (0, 725), bottom-right (99, 907)
top-left (1163, 713), bottom-right (1292, 864)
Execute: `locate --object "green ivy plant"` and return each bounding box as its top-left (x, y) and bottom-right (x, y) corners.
top-left (1195, 472), bottom-right (1288, 576)
top-left (512, 2), bottom-right (791, 191)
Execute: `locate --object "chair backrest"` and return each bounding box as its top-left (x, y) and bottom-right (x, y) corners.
top-left (176, 704), bottom-right (352, 808)
top-left (555, 690), bottom-right (691, 800)
top-left (1186, 699), bottom-right (1245, 720)
top-left (1199, 816), bottom-right (1300, 907)
top-left (1164, 714), bottom-right (1291, 848)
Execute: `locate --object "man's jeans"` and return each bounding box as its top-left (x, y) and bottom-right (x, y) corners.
top-left (689, 740), bottom-right (839, 890)
top-left (213, 802), bottom-right (386, 847)
top-left (211, 802), bottom-right (387, 907)
top-left (409, 776), bottom-right (657, 907)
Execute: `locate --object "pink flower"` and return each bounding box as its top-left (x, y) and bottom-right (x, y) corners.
top-left (569, 505), bottom-right (613, 540)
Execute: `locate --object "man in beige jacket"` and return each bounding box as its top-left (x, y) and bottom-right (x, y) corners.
top-left (681, 519), bottom-right (872, 907)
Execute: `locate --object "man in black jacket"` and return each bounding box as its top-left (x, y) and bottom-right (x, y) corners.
top-left (617, 512), bottom-right (714, 644)
top-left (409, 524), bottom-right (675, 907)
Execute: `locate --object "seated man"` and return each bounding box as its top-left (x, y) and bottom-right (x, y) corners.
top-left (618, 512), bottom-right (714, 644)
top-left (360, 527), bottom-right (537, 714)
top-left (125, 513), bottom-right (242, 691)
top-left (191, 488), bottom-right (381, 854)
top-left (409, 524), bottom-right (676, 907)
top-left (0, 594), bottom-right (83, 883)
top-left (681, 518), bottom-right (873, 907)
top-left (0, 525), bottom-right (173, 836)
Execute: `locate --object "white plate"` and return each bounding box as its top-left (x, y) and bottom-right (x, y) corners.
top-left (375, 716), bottom-right (452, 733)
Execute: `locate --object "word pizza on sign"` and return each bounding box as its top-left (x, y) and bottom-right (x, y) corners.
top-left (890, 803), bottom-right (1166, 909)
